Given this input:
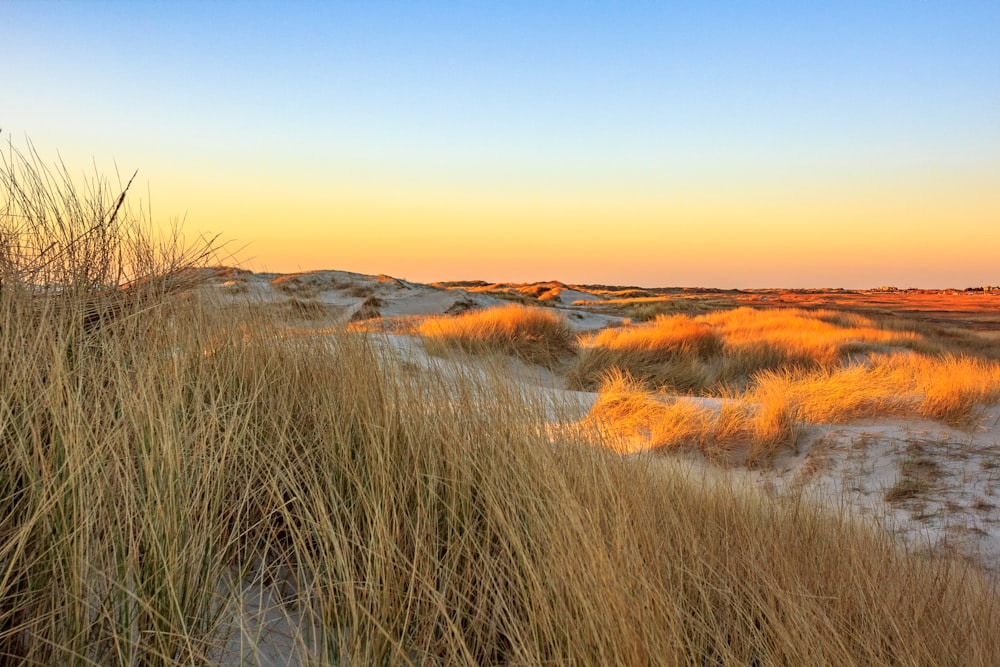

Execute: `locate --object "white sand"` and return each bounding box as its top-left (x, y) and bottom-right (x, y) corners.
top-left (750, 411), bottom-right (1000, 572)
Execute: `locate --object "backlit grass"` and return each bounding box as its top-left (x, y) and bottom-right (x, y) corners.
top-left (584, 370), bottom-right (795, 462)
top-left (751, 352), bottom-right (1000, 427)
top-left (570, 308), bottom-right (922, 392)
top-left (577, 310), bottom-right (1000, 460)
top-left (419, 303), bottom-right (573, 367)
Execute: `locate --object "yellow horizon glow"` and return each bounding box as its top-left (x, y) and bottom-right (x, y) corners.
top-left (153, 159), bottom-right (999, 288)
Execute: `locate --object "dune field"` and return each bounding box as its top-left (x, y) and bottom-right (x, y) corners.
top-left (8, 0), bottom-right (1000, 663)
top-left (4, 155), bottom-right (1000, 665)
top-left (211, 267), bottom-right (1000, 573)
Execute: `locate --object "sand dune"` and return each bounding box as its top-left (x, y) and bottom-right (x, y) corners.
top-left (201, 267), bottom-right (1000, 576)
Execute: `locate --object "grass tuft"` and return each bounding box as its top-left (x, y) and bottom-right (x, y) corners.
top-left (749, 353), bottom-right (1000, 427)
top-left (584, 370), bottom-right (797, 461)
top-left (420, 304), bottom-right (573, 367)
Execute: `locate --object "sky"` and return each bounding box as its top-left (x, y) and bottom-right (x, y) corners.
top-left (4, 1), bottom-right (999, 288)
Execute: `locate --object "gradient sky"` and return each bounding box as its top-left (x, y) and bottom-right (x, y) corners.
top-left (5, 1), bottom-right (999, 288)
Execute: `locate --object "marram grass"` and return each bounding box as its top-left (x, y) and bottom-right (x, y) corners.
top-left (419, 304), bottom-right (573, 368)
top-left (3, 145), bottom-right (1000, 665)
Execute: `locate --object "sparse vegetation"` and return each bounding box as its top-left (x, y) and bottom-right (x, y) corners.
top-left (283, 296), bottom-right (340, 319)
top-left (271, 272), bottom-right (324, 296)
top-left (625, 297), bottom-right (692, 320)
top-left (349, 294), bottom-right (383, 321)
top-left (886, 477), bottom-right (933, 503)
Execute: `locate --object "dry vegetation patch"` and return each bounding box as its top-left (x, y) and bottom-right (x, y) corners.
top-left (571, 308), bottom-right (924, 393)
top-left (571, 314), bottom-right (722, 392)
top-left (270, 272), bottom-right (326, 297)
top-left (585, 371), bottom-right (795, 461)
top-left (575, 308), bottom-right (1000, 460)
top-left (420, 304), bottom-right (573, 367)
top-left (705, 307), bottom-right (921, 366)
top-left (751, 353), bottom-right (1000, 426)
top-left (349, 294), bottom-right (383, 321)
top-left (281, 296), bottom-right (341, 320)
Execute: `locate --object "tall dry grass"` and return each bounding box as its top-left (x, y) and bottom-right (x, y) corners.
top-left (0, 141), bottom-right (221, 663)
top-left (419, 304), bottom-right (573, 368)
top-left (4, 145), bottom-right (1000, 665)
top-left (6, 303), bottom-right (999, 664)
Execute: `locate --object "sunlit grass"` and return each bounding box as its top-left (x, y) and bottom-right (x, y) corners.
top-left (419, 304), bottom-right (573, 367)
top-left (570, 308), bottom-right (923, 392)
top-left (751, 352), bottom-right (1000, 427)
top-left (703, 307), bottom-right (921, 366)
top-left (581, 349), bottom-right (1000, 464)
top-left (574, 307), bottom-right (1000, 460)
top-left (584, 370), bottom-right (795, 462)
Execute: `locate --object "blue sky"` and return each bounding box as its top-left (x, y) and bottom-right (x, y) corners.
top-left (4, 1), bottom-right (999, 287)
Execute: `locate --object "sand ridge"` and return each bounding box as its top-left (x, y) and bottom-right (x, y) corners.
top-left (203, 267), bottom-right (1000, 574)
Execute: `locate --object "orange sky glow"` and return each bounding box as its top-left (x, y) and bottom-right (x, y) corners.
top-left (5, 2), bottom-right (999, 288)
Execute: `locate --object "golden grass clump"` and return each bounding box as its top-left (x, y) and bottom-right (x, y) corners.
top-left (584, 370), bottom-right (711, 453)
top-left (582, 337), bottom-right (1000, 462)
top-left (750, 352), bottom-right (1000, 426)
top-left (585, 370), bottom-right (795, 461)
top-left (571, 314), bottom-right (722, 391)
top-left (703, 307), bottom-right (920, 367)
top-left (576, 308), bottom-right (1000, 460)
top-left (420, 303), bottom-right (573, 367)
top-left (588, 313), bottom-right (723, 356)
